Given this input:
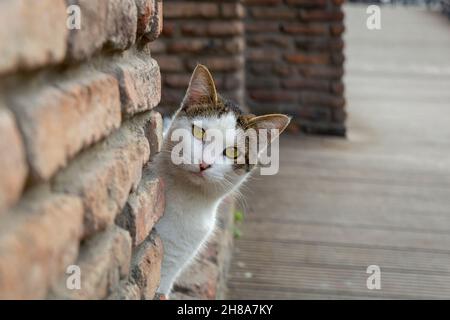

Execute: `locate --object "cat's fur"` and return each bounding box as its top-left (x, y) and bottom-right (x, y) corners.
top-left (153, 65), bottom-right (290, 297)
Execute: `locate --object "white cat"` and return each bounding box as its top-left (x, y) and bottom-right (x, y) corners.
top-left (153, 64), bottom-right (290, 298)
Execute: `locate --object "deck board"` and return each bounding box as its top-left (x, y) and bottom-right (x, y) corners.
top-left (227, 5), bottom-right (450, 299)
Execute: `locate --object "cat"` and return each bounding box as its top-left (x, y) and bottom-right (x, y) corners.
top-left (153, 64), bottom-right (290, 298)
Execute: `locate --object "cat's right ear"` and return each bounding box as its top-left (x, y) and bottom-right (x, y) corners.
top-left (182, 64), bottom-right (218, 109)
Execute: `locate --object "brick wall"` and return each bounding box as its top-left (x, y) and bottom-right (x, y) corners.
top-left (151, 0), bottom-right (246, 115)
top-left (245, 0), bottom-right (346, 135)
top-left (153, 0), bottom-right (345, 135)
top-left (0, 0), bottom-right (165, 299)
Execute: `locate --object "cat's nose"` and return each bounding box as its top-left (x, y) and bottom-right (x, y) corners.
top-left (199, 161), bottom-right (211, 171)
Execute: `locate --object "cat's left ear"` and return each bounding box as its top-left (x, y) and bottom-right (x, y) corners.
top-left (246, 114), bottom-right (291, 143)
top-left (182, 64), bottom-right (218, 109)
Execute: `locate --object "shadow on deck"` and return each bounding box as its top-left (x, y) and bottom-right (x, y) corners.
top-left (227, 5), bottom-right (450, 299)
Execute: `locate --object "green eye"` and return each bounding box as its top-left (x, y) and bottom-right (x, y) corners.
top-left (192, 125), bottom-right (205, 140)
top-left (224, 147), bottom-right (240, 159)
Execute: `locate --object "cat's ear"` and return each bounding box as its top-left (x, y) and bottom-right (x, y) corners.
top-left (246, 114), bottom-right (291, 143)
top-left (182, 64), bottom-right (218, 109)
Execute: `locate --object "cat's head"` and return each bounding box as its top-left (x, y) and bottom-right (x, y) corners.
top-left (162, 64), bottom-right (290, 190)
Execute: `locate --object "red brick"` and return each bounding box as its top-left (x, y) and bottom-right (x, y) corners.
top-left (331, 52), bottom-right (345, 65)
top-left (281, 23), bottom-right (328, 35)
top-left (333, 108), bottom-right (347, 122)
top-left (249, 90), bottom-right (297, 103)
top-left (299, 66), bottom-right (344, 79)
top-left (162, 21), bottom-right (176, 37)
top-left (286, 0), bottom-right (327, 7)
top-left (135, 0), bottom-right (154, 39)
top-left (300, 9), bottom-right (344, 21)
top-left (182, 21), bottom-right (244, 37)
top-left (8, 70), bottom-right (121, 182)
top-left (246, 22), bottom-right (280, 33)
top-left (144, 111), bottom-right (164, 158)
top-left (66, 0), bottom-right (138, 61)
top-left (131, 231), bottom-right (164, 300)
top-left (0, 108), bottom-right (27, 213)
top-left (301, 92), bottom-right (345, 108)
top-left (49, 226), bottom-right (132, 299)
top-left (221, 3), bottom-right (246, 18)
top-left (108, 55), bottom-right (161, 117)
top-left (139, 0), bottom-right (163, 42)
top-left (247, 49), bottom-right (280, 62)
top-left (282, 78), bottom-right (330, 91)
top-left (250, 7), bottom-right (297, 19)
top-left (296, 38), bottom-right (344, 51)
top-left (188, 56), bottom-right (245, 72)
top-left (0, 187), bottom-right (83, 299)
top-left (331, 81), bottom-right (345, 94)
top-left (285, 53), bottom-right (330, 64)
top-left (116, 171), bottom-right (164, 247)
top-left (53, 118), bottom-right (150, 238)
top-left (167, 39), bottom-right (211, 54)
top-left (154, 55), bottom-right (185, 72)
top-left (0, 0), bottom-right (67, 75)
top-left (247, 35), bottom-right (291, 48)
top-left (164, 2), bottom-right (219, 18)
top-left (224, 37), bottom-right (246, 54)
top-left (330, 23), bottom-right (346, 36)
top-left (243, 0), bottom-right (282, 5)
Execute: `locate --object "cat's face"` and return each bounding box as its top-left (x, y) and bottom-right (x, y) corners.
top-left (163, 64), bottom-right (290, 190)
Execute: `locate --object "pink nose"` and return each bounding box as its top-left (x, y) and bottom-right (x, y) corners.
top-left (199, 161), bottom-right (211, 171)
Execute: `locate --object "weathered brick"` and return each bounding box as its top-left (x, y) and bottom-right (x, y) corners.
top-left (164, 2), bottom-right (219, 18)
top-left (8, 70), bottom-right (121, 182)
top-left (107, 55), bottom-right (161, 117)
top-left (116, 170), bottom-right (164, 247)
top-left (135, 0), bottom-right (153, 39)
top-left (0, 108), bottom-right (27, 213)
top-left (66, 0), bottom-right (137, 61)
top-left (144, 111), bottom-right (164, 158)
top-left (182, 21), bottom-right (244, 37)
top-left (281, 23), bottom-right (328, 35)
top-left (224, 37), bottom-right (246, 54)
top-left (131, 231), bottom-right (163, 300)
top-left (139, 0), bottom-right (163, 42)
top-left (285, 53), bottom-right (330, 64)
top-left (53, 118), bottom-right (150, 238)
top-left (0, 187), bottom-right (83, 299)
top-left (0, 0), bottom-right (67, 75)
top-left (49, 226), bottom-right (132, 299)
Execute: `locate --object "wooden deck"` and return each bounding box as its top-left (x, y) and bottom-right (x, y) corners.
top-left (227, 5), bottom-right (450, 299)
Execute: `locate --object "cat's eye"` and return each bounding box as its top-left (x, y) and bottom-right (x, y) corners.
top-left (224, 147), bottom-right (240, 159)
top-left (192, 125), bottom-right (205, 140)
